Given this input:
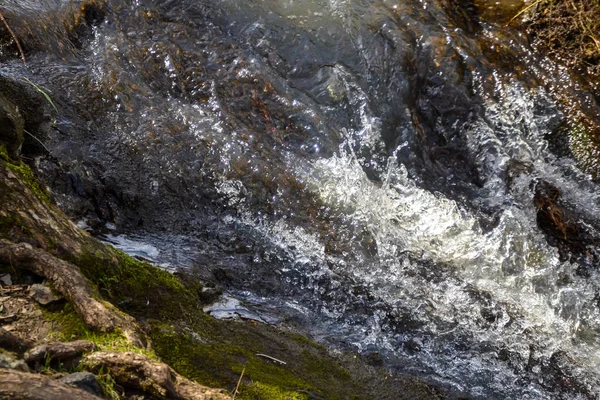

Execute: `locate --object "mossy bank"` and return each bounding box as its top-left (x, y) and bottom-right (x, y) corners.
top-left (0, 139), bottom-right (450, 399)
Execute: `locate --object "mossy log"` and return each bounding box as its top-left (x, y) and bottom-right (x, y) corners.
top-left (0, 369), bottom-right (103, 400)
top-left (84, 351), bottom-right (230, 400)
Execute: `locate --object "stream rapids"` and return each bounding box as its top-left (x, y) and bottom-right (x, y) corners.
top-left (4, 0), bottom-right (600, 398)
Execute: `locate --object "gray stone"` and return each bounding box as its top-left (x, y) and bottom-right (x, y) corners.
top-left (29, 283), bottom-right (62, 305)
top-left (58, 372), bottom-right (102, 397)
top-left (0, 274), bottom-right (11, 286)
top-left (0, 349), bottom-right (29, 372)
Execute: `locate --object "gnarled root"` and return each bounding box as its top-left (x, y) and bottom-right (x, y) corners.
top-left (25, 340), bottom-right (96, 366)
top-left (0, 239), bottom-right (144, 347)
top-left (0, 369), bottom-right (102, 400)
top-left (84, 351), bottom-right (230, 400)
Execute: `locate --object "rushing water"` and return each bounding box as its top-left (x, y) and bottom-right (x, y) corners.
top-left (4, 0), bottom-right (600, 398)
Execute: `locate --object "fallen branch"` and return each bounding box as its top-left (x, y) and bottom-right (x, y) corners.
top-left (0, 9), bottom-right (26, 64)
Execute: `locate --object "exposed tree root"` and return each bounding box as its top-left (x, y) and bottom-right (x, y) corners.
top-left (0, 327), bottom-right (33, 355)
top-left (0, 369), bottom-right (102, 400)
top-left (84, 351), bottom-right (230, 400)
top-left (25, 340), bottom-right (96, 366)
top-left (0, 239), bottom-right (144, 347)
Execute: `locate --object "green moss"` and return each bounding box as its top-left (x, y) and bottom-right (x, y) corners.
top-left (6, 162), bottom-right (51, 204)
top-left (0, 144), bottom-right (51, 204)
top-left (42, 302), bottom-right (157, 359)
top-left (149, 316), bottom-right (366, 400)
top-left (70, 246), bottom-right (197, 320)
top-left (0, 143), bottom-right (10, 162)
top-left (149, 319), bottom-right (313, 391)
top-left (283, 331), bottom-right (326, 351)
top-left (0, 213), bottom-right (18, 239)
top-left (95, 371), bottom-right (121, 400)
top-left (300, 349), bottom-right (351, 381)
top-left (149, 321), bottom-right (245, 388)
top-left (239, 382), bottom-right (309, 400)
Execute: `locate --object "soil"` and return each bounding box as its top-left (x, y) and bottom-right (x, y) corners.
top-left (0, 284), bottom-right (55, 346)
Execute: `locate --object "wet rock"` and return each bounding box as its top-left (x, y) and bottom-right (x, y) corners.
top-left (473, 0), bottom-right (525, 25)
top-left (539, 351), bottom-right (597, 399)
top-left (58, 372), bottom-right (102, 397)
top-left (64, 0), bottom-right (108, 48)
top-left (0, 93), bottom-right (24, 158)
top-left (203, 295), bottom-right (267, 322)
top-left (505, 159), bottom-right (532, 191)
top-left (0, 74), bottom-right (53, 158)
top-left (24, 340), bottom-right (96, 367)
top-left (441, 0), bottom-right (482, 34)
top-left (533, 180), bottom-right (600, 267)
top-left (0, 349), bottom-right (29, 372)
top-left (29, 283), bottom-right (63, 305)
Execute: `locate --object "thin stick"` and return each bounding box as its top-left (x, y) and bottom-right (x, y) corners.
top-left (0, 9), bottom-right (26, 64)
top-left (506, 0), bottom-right (543, 27)
top-left (232, 366), bottom-right (245, 400)
top-left (23, 129), bottom-right (51, 155)
top-left (256, 353), bottom-right (287, 365)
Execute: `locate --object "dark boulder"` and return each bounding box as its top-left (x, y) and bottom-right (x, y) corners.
top-left (0, 75), bottom-right (53, 158)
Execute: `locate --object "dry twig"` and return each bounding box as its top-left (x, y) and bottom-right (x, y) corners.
top-left (232, 366), bottom-right (245, 400)
top-left (256, 353), bottom-right (287, 365)
top-left (0, 9), bottom-right (26, 64)
top-left (506, 0), bottom-right (543, 26)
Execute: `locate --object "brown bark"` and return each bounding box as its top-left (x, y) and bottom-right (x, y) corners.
top-left (84, 351), bottom-right (230, 400)
top-left (0, 369), bottom-right (103, 400)
top-left (0, 240), bottom-right (143, 347)
top-left (25, 340), bottom-right (96, 365)
top-left (0, 327), bottom-right (33, 354)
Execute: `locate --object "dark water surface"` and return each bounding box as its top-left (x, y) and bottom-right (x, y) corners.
top-left (4, 0), bottom-right (600, 398)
